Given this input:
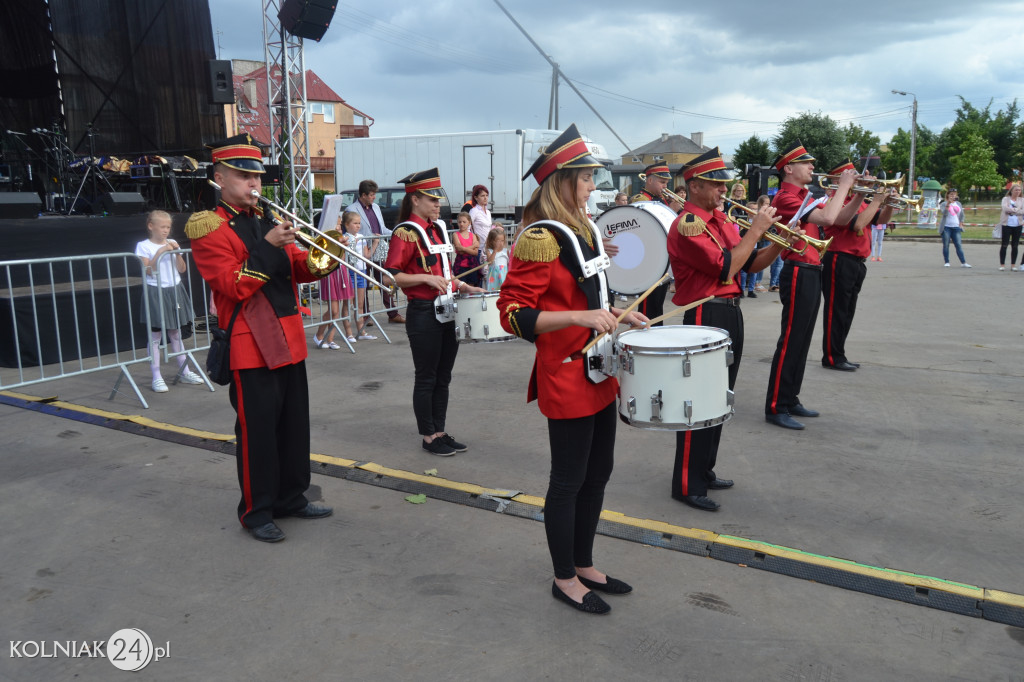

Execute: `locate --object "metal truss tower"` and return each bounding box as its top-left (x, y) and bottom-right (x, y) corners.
top-left (262, 0), bottom-right (314, 221)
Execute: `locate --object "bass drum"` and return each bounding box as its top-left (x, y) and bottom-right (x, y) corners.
top-left (596, 202), bottom-right (674, 295)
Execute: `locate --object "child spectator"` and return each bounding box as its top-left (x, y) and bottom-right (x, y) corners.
top-left (314, 214), bottom-right (354, 348)
top-left (343, 210), bottom-right (377, 340)
top-left (135, 210), bottom-right (202, 392)
top-left (452, 211), bottom-right (481, 286)
top-left (484, 226), bottom-right (509, 291)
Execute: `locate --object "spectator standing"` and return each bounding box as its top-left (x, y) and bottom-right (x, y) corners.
top-left (938, 189), bottom-right (970, 268)
top-left (452, 212), bottom-right (481, 286)
top-left (314, 214), bottom-right (355, 347)
top-left (346, 180), bottom-right (404, 323)
top-left (870, 221), bottom-right (887, 261)
top-left (613, 192), bottom-right (628, 206)
top-left (998, 183), bottom-right (1024, 270)
top-left (484, 226), bottom-right (509, 291)
top-left (469, 184), bottom-right (492, 260)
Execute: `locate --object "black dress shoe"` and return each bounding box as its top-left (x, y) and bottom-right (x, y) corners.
top-left (578, 575), bottom-right (633, 595)
top-left (765, 413), bottom-right (805, 430)
top-left (747, 290), bottom-right (757, 298)
top-left (789, 403), bottom-right (819, 418)
top-left (848, 362), bottom-right (861, 368)
top-left (822, 361), bottom-right (857, 371)
top-left (676, 494), bottom-right (720, 511)
top-left (422, 438), bottom-right (456, 456)
top-left (551, 582), bottom-right (611, 614)
top-left (708, 478), bottom-right (734, 490)
top-left (287, 503), bottom-right (333, 519)
top-left (250, 522), bottom-right (285, 543)
top-left (438, 433), bottom-right (468, 452)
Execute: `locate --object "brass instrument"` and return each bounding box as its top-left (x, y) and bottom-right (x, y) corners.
top-left (722, 197), bottom-right (833, 257)
top-left (206, 181), bottom-right (395, 292)
top-left (638, 173), bottom-right (686, 207)
top-left (813, 173), bottom-right (905, 196)
top-left (885, 194), bottom-right (924, 212)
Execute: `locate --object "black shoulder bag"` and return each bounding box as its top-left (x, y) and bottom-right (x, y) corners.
top-left (206, 304), bottom-right (242, 386)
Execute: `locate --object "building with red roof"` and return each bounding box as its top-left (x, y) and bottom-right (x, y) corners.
top-left (224, 59), bottom-right (373, 190)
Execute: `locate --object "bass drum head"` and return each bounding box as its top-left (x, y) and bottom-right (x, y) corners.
top-left (597, 203), bottom-right (674, 295)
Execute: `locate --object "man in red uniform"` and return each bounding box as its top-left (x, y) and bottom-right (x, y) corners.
top-left (764, 141), bottom-right (862, 430)
top-left (628, 164), bottom-right (681, 325)
top-left (820, 160), bottom-right (896, 371)
top-left (668, 148), bottom-right (789, 511)
top-left (187, 134), bottom-right (334, 543)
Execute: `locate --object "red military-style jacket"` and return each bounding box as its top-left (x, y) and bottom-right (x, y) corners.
top-left (823, 198), bottom-right (874, 259)
top-left (497, 225), bottom-right (618, 420)
top-left (772, 182), bottom-right (822, 266)
top-left (383, 213), bottom-right (456, 299)
top-left (188, 201), bottom-right (320, 370)
top-left (668, 201), bottom-right (745, 305)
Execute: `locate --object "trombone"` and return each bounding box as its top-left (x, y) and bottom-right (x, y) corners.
top-left (813, 173), bottom-right (905, 196)
top-left (722, 197), bottom-right (832, 257)
top-left (638, 173), bottom-right (687, 207)
top-left (251, 190), bottom-right (398, 292)
top-left (885, 194), bottom-right (924, 212)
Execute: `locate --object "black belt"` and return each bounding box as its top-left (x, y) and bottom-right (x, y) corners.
top-left (407, 299), bottom-right (434, 308)
top-left (784, 260), bottom-right (823, 271)
top-left (707, 297), bottom-right (741, 307)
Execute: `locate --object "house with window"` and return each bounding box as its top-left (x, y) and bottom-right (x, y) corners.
top-left (224, 59), bottom-right (373, 191)
top-left (612, 132), bottom-right (711, 195)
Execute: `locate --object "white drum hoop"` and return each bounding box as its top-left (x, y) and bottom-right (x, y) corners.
top-left (453, 292), bottom-right (516, 343)
top-left (597, 203), bottom-right (674, 295)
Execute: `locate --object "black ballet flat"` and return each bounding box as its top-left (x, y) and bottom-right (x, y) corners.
top-left (551, 582), bottom-right (611, 614)
top-left (578, 575), bottom-right (633, 595)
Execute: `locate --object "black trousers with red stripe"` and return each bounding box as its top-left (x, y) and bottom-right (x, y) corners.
top-left (638, 280), bottom-right (670, 327)
top-left (229, 362), bottom-right (311, 528)
top-left (820, 252), bottom-right (867, 367)
top-left (672, 301), bottom-right (744, 498)
top-left (765, 262), bottom-right (821, 416)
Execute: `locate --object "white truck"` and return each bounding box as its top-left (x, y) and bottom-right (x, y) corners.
top-left (334, 129), bottom-right (617, 221)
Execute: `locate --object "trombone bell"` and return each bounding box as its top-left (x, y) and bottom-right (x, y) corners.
top-left (306, 230), bottom-right (346, 276)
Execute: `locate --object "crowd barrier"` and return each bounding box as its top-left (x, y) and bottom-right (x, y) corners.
top-left (150, 248), bottom-right (216, 390)
top-left (1, 253), bottom-right (156, 407)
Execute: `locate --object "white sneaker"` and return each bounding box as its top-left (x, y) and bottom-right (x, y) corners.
top-left (999, 266), bottom-right (1006, 271)
top-left (358, 333), bottom-right (377, 341)
top-left (179, 370), bottom-right (204, 384)
top-left (962, 263), bottom-right (972, 268)
top-left (1013, 266), bottom-right (1019, 271)
top-left (943, 263), bottom-right (950, 267)
top-left (328, 342), bottom-right (341, 350)
top-left (152, 377), bottom-right (168, 393)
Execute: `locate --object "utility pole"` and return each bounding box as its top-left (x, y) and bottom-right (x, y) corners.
top-left (892, 89), bottom-right (917, 222)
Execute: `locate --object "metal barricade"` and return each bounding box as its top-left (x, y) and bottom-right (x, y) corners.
top-left (0, 253), bottom-right (154, 407)
top-left (149, 248), bottom-right (215, 391)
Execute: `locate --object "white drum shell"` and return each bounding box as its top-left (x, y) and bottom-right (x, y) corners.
top-left (615, 325), bottom-right (734, 430)
top-left (597, 203), bottom-right (675, 295)
top-left (453, 292), bottom-right (516, 343)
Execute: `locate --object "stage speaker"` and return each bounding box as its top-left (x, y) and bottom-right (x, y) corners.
top-left (207, 60), bottom-right (234, 105)
top-left (278, 0), bottom-right (337, 41)
top-left (264, 164), bottom-right (282, 187)
top-left (0, 192), bottom-right (42, 219)
top-left (98, 192), bottom-right (146, 216)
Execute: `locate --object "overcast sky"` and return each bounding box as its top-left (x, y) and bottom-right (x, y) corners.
top-left (209, 0), bottom-right (1024, 157)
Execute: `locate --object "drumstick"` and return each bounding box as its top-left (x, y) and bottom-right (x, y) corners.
top-left (446, 261), bottom-right (487, 283)
top-left (576, 272), bottom-right (670, 357)
top-left (643, 296), bottom-right (714, 327)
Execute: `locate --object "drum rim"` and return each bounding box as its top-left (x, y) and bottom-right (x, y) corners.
top-left (599, 203), bottom-right (673, 295)
top-left (617, 325), bottom-right (731, 354)
top-left (617, 411), bottom-right (734, 431)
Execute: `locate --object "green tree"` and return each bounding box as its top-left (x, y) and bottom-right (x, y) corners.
top-left (949, 133), bottom-right (1004, 206)
top-left (773, 112), bottom-right (848, 174)
top-left (732, 134), bottom-right (772, 170)
top-left (843, 123), bottom-right (881, 163)
top-left (881, 124), bottom-right (936, 183)
top-left (931, 97), bottom-right (1020, 182)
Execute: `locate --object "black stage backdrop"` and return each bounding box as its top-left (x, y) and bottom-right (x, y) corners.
top-left (0, 0), bottom-right (224, 158)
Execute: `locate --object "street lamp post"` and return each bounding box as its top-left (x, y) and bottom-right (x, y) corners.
top-left (892, 89), bottom-right (917, 222)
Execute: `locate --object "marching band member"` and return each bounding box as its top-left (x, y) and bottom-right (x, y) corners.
top-left (820, 160), bottom-right (895, 372)
top-left (188, 134), bottom-right (335, 543)
top-left (668, 148), bottom-right (788, 511)
top-left (629, 164), bottom-right (681, 325)
top-left (497, 124), bottom-right (647, 614)
top-left (384, 168), bottom-right (485, 457)
top-left (764, 141), bottom-right (862, 430)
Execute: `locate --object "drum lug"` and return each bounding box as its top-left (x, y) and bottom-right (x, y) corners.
top-left (483, 324), bottom-right (490, 337)
top-left (463, 320), bottom-right (472, 339)
top-left (682, 354), bottom-right (692, 377)
top-left (650, 390), bottom-right (663, 423)
top-left (684, 399), bottom-right (693, 426)
top-left (627, 396), bottom-right (636, 418)
top-left (619, 351), bottom-right (634, 375)
top-left (726, 389), bottom-right (735, 407)
top-left (726, 349), bottom-right (735, 366)
top-left (481, 297), bottom-right (488, 310)
top-left (455, 325), bottom-right (462, 339)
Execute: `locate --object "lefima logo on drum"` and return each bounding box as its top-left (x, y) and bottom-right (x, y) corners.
top-left (603, 218), bottom-right (640, 237)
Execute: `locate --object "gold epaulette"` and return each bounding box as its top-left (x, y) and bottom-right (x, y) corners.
top-left (184, 211), bottom-right (223, 240)
top-left (629, 192), bottom-right (649, 204)
top-left (513, 227), bottom-right (560, 262)
top-left (394, 226), bottom-right (419, 242)
top-left (676, 212), bottom-right (706, 237)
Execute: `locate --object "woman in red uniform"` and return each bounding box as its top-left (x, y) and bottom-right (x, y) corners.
top-left (497, 124), bottom-right (647, 615)
top-left (384, 168), bottom-right (484, 456)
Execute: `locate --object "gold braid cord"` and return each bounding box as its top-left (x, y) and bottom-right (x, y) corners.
top-left (184, 211), bottom-right (222, 240)
top-left (676, 212), bottom-right (707, 238)
top-left (513, 227), bottom-right (560, 262)
top-left (504, 302), bottom-right (524, 338)
top-left (394, 226), bottom-right (430, 272)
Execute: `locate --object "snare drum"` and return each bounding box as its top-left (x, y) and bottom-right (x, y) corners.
top-left (615, 325), bottom-right (734, 430)
top-left (597, 203), bottom-right (675, 295)
top-left (453, 292), bottom-right (516, 343)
